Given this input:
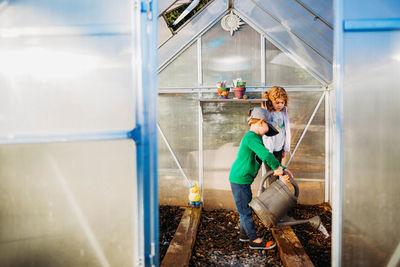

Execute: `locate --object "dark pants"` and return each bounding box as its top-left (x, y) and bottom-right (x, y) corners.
top-left (230, 182), bottom-right (258, 241)
top-left (273, 149), bottom-right (283, 163)
top-left (265, 149), bottom-right (284, 184)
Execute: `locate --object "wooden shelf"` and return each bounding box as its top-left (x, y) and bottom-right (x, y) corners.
top-left (199, 98), bottom-right (265, 103)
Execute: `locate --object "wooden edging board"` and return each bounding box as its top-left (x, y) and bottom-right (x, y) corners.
top-left (161, 206), bottom-right (202, 267)
top-left (272, 226), bottom-right (314, 267)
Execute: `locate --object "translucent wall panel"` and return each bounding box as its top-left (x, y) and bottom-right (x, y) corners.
top-left (0, 140), bottom-right (136, 266)
top-left (340, 19), bottom-right (400, 267)
top-left (266, 39), bottom-right (321, 86)
top-left (287, 93), bottom-right (325, 179)
top-left (201, 91), bottom-right (325, 207)
top-left (158, 42), bottom-right (198, 88)
top-left (202, 22), bottom-right (261, 87)
top-left (201, 92), bottom-right (263, 209)
top-left (158, 16), bottom-right (172, 47)
top-left (0, 1), bottom-right (134, 135)
top-left (0, 0), bottom-right (130, 27)
top-left (158, 93), bottom-right (199, 205)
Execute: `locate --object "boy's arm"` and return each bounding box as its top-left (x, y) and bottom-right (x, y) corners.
top-left (247, 137), bottom-right (281, 170)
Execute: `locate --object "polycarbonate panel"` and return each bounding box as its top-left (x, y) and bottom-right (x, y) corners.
top-left (158, 0), bottom-right (228, 69)
top-left (265, 39), bottom-right (321, 86)
top-left (0, 2), bottom-right (134, 136)
top-left (300, 0), bottom-right (333, 26)
top-left (0, 0), bottom-right (130, 27)
top-left (0, 140), bottom-right (136, 266)
top-left (158, 16), bottom-right (172, 47)
top-left (201, 92), bottom-right (263, 209)
top-left (158, 42), bottom-right (198, 88)
top-left (287, 92), bottom-right (325, 179)
top-left (234, 0), bottom-right (332, 83)
top-left (158, 0), bottom-right (176, 16)
top-left (158, 93), bottom-right (199, 205)
top-left (202, 22), bottom-right (261, 87)
top-left (341, 31), bottom-right (400, 266)
top-left (246, 0), bottom-right (332, 62)
top-left (201, 91), bottom-right (325, 207)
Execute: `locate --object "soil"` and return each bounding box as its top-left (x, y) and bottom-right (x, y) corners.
top-left (159, 205), bottom-right (184, 262)
top-left (288, 204), bottom-right (332, 267)
top-left (189, 209), bottom-right (283, 267)
top-left (159, 204), bottom-right (331, 266)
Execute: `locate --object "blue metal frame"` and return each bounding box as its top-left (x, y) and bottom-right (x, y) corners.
top-left (137, 0), bottom-right (159, 266)
top-left (344, 18), bottom-right (400, 32)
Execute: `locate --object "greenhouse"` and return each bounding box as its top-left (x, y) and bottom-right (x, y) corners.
top-left (0, 0), bottom-right (400, 266)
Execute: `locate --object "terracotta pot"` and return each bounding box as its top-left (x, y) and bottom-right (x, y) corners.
top-left (233, 87), bottom-right (246, 99)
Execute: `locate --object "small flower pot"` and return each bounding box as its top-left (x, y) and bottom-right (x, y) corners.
top-left (218, 87), bottom-right (230, 99)
top-left (234, 87), bottom-right (246, 99)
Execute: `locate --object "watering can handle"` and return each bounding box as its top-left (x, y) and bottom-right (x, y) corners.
top-left (257, 170), bottom-right (274, 196)
top-left (283, 169), bottom-right (299, 198)
top-left (257, 169), bottom-right (300, 198)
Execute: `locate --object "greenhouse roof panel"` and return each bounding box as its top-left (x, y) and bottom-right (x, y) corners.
top-left (235, 0), bottom-right (333, 62)
top-left (234, 0), bottom-right (332, 82)
top-left (158, 0), bottom-right (178, 16)
top-left (158, 0), bottom-right (332, 82)
top-left (298, 0), bottom-right (333, 27)
top-left (158, 0), bottom-right (228, 70)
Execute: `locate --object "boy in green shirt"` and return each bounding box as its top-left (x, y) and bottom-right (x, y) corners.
top-left (229, 107), bottom-right (283, 250)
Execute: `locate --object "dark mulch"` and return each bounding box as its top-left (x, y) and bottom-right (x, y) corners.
top-left (189, 209), bottom-right (283, 267)
top-left (159, 205), bottom-right (184, 262)
top-left (159, 204), bottom-right (332, 266)
top-left (289, 204), bottom-right (332, 267)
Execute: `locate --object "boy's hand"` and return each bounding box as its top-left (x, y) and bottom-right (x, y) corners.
top-left (282, 169), bottom-right (294, 183)
top-left (282, 175), bottom-right (291, 183)
top-left (273, 166), bottom-right (283, 176)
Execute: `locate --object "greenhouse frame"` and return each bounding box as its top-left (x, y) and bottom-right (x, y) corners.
top-left (1, 0), bottom-right (400, 266)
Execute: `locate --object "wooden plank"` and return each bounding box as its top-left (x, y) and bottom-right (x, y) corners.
top-left (161, 206), bottom-right (202, 267)
top-left (272, 226), bottom-right (314, 267)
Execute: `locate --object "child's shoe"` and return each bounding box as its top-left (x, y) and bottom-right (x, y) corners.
top-left (249, 240), bottom-right (276, 250)
top-left (238, 233), bottom-right (250, 242)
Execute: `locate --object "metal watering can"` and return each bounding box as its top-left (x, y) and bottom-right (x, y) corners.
top-left (249, 170), bottom-right (321, 229)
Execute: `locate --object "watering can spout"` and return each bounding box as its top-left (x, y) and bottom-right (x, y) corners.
top-left (308, 215), bottom-right (321, 229)
top-left (276, 215), bottom-right (321, 229)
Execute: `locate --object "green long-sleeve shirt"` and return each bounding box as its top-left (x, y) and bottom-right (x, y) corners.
top-left (229, 131), bottom-right (281, 184)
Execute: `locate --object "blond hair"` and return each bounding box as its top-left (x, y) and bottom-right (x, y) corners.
top-left (263, 86), bottom-right (289, 112)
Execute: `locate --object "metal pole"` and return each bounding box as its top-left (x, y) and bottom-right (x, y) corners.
top-left (157, 123), bottom-right (192, 186)
top-left (286, 91), bottom-right (326, 167)
top-left (199, 96), bottom-right (204, 201)
top-left (325, 87), bottom-right (330, 202)
top-left (333, 0), bottom-right (344, 264)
